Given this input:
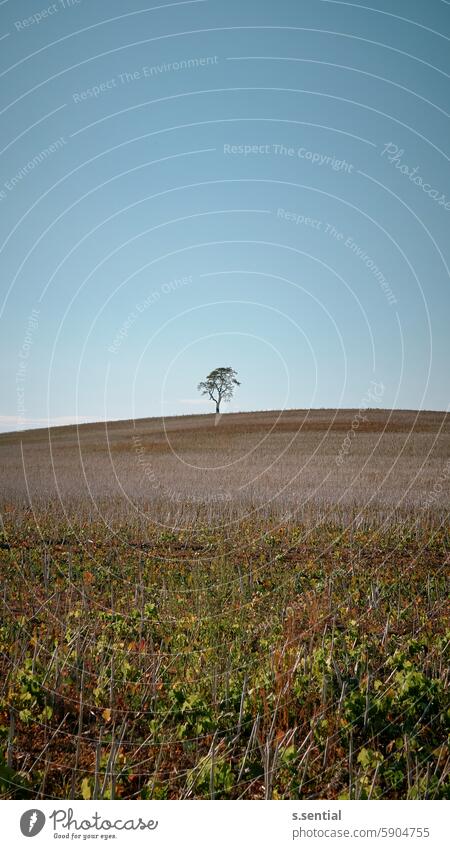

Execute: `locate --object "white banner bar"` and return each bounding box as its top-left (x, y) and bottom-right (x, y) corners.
top-left (1, 799), bottom-right (447, 848)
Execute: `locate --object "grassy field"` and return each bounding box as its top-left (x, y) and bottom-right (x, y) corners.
top-left (1, 408), bottom-right (449, 525)
top-left (0, 409), bottom-right (448, 799)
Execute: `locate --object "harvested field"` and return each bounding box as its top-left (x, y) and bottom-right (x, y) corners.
top-left (0, 410), bottom-right (449, 800)
top-left (0, 409), bottom-right (448, 526)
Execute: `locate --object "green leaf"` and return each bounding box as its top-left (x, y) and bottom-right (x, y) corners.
top-left (81, 777), bottom-right (92, 800)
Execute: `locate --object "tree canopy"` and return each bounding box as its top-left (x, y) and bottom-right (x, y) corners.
top-left (197, 367), bottom-right (240, 414)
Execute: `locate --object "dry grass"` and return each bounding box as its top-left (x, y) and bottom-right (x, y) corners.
top-left (0, 408), bottom-right (448, 527)
top-left (0, 409), bottom-right (448, 800)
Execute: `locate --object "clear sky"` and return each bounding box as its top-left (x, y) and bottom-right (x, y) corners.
top-left (0, 0), bottom-right (449, 431)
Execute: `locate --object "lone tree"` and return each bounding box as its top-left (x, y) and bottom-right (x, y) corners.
top-left (197, 367), bottom-right (240, 414)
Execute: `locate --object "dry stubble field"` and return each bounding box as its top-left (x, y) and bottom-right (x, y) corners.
top-left (0, 409), bottom-right (449, 799)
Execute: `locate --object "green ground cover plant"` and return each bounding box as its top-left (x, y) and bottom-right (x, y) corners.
top-left (0, 517), bottom-right (448, 800)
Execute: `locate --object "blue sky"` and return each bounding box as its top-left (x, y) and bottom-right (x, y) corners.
top-left (0, 0), bottom-right (449, 431)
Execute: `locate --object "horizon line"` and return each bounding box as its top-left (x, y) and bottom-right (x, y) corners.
top-left (0, 405), bottom-right (448, 438)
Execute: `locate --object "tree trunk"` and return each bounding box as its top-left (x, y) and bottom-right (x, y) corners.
top-left (216, 401), bottom-right (220, 414)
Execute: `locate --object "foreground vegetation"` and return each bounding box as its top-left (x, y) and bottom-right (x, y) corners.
top-left (1, 516), bottom-right (448, 800)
